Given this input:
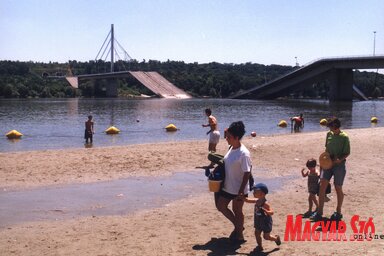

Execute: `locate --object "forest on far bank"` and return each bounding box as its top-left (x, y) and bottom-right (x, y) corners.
top-left (0, 59), bottom-right (383, 99)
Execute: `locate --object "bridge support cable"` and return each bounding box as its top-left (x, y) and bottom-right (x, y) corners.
top-left (94, 24), bottom-right (133, 73)
top-left (110, 24), bottom-right (114, 73)
top-left (102, 41), bottom-right (111, 61)
top-left (115, 39), bottom-right (132, 61)
top-left (95, 31), bottom-right (111, 61)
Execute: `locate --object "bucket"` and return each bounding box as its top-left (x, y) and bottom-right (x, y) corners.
top-left (208, 180), bottom-right (222, 192)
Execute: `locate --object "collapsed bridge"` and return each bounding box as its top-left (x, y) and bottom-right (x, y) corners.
top-left (66, 71), bottom-right (191, 99)
top-left (231, 55), bottom-right (384, 101)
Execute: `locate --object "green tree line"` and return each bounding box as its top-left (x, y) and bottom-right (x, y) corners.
top-left (0, 59), bottom-right (383, 99)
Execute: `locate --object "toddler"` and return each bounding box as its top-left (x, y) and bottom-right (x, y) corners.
top-left (301, 158), bottom-right (319, 217)
top-left (244, 183), bottom-right (281, 252)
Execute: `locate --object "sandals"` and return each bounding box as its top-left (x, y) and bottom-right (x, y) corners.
top-left (275, 235), bottom-right (281, 246)
top-left (310, 212), bottom-right (323, 222)
top-left (330, 212), bottom-right (343, 221)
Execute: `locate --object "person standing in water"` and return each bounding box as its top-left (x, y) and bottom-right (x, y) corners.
top-left (291, 113), bottom-right (304, 132)
top-left (84, 115), bottom-right (94, 144)
top-left (202, 108), bottom-right (220, 168)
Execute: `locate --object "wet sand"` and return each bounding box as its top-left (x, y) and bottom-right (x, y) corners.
top-left (1, 127), bottom-right (384, 255)
top-left (0, 171), bottom-right (295, 228)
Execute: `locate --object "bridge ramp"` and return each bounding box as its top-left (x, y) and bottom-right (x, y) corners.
top-left (129, 71), bottom-right (191, 99)
top-left (232, 55), bottom-right (384, 101)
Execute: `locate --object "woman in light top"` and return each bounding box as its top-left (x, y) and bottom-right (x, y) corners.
top-left (216, 121), bottom-right (252, 243)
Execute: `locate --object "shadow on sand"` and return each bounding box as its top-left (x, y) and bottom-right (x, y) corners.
top-left (192, 237), bottom-right (280, 256)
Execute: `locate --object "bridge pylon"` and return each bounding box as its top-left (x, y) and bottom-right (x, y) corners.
top-left (328, 68), bottom-right (353, 101)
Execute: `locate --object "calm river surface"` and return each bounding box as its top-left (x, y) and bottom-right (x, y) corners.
top-left (0, 98), bottom-right (382, 152)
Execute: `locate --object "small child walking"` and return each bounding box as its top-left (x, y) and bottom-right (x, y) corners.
top-left (301, 158), bottom-right (319, 217)
top-left (244, 183), bottom-right (281, 252)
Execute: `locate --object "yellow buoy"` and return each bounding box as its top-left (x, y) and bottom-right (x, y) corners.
top-left (6, 130), bottom-right (23, 139)
top-left (278, 120), bottom-right (287, 128)
top-left (371, 117), bottom-right (378, 123)
top-left (165, 124), bottom-right (178, 132)
top-left (320, 118), bottom-right (328, 126)
top-left (105, 126), bottom-right (120, 134)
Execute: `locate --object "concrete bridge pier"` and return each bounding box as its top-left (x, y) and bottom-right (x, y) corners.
top-left (106, 79), bottom-right (118, 97)
top-left (328, 68), bottom-right (353, 101)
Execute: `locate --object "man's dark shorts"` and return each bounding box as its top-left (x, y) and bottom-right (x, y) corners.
top-left (320, 161), bottom-right (346, 186)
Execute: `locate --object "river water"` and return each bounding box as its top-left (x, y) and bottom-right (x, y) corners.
top-left (0, 98), bottom-right (383, 152)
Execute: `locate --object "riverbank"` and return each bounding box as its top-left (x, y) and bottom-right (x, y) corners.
top-left (1, 127), bottom-right (383, 255)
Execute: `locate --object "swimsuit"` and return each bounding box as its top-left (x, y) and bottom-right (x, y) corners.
top-left (254, 198), bottom-right (273, 233)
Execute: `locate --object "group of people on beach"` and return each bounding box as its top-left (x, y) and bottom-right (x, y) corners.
top-left (202, 108), bottom-right (350, 252)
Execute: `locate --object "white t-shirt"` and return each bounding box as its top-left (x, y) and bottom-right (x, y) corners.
top-left (222, 144), bottom-right (252, 195)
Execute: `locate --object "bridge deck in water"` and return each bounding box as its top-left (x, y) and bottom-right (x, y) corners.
top-left (129, 71), bottom-right (191, 99)
top-left (65, 71), bottom-right (191, 99)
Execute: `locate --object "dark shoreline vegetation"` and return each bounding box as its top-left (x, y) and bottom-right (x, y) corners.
top-left (0, 59), bottom-right (383, 99)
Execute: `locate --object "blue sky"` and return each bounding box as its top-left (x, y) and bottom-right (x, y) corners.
top-left (1, 0), bottom-right (383, 66)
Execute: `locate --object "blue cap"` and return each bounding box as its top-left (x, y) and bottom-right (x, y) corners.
top-left (253, 183), bottom-right (268, 194)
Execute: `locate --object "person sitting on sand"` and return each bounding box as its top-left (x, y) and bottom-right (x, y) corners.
top-left (84, 115), bottom-right (94, 144)
top-left (244, 183), bottom-right (281, 252)
top-left (301, 158), bottom-right (319, 217)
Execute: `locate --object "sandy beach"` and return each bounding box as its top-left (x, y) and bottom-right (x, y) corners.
top-left (1, 127), bottom-right (384, 255)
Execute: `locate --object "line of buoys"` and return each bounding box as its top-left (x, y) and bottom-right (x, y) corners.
top-left (105, 126), bottom-right (120, 134)
top-left (5, 130), bottom-right (23, 139)
top-left (8, 116), bottom-right (378, 141)
top-left (278, 120), bottom-right (288, 127)
top-left (371, 116), bottom-right (378, 123)
top-left (165, 124), bottom-right (178, 132)
top-left (320, 118), bottom-right (328, 126)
